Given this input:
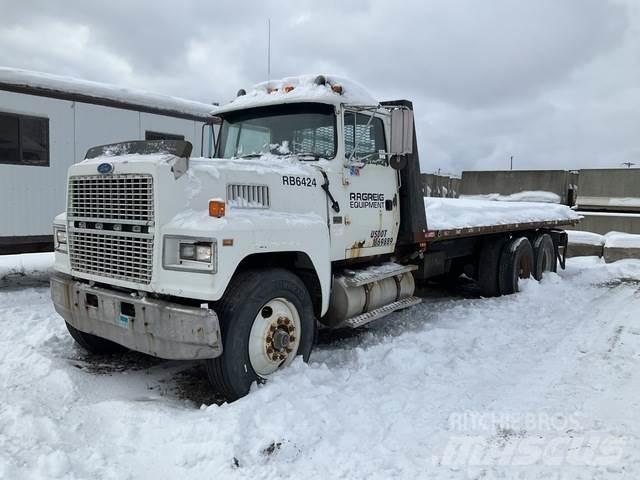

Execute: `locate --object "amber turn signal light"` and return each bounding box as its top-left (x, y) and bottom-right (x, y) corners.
top-left (209, 200), bottom-right (226, 218)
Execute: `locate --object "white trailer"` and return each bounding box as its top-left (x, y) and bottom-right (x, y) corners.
top-left (0, 67), bottom-right (216, 254)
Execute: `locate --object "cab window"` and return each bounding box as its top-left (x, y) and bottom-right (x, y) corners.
top-left (343, 112), bottom-right (386, 160)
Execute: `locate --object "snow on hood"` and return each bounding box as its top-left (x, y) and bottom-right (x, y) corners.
top-left (80, 152), bottom-right (178, 166)
top-left (0, 66), bottom-right (215, 118)
top-left (191, 153), bottom-right (324, 177)
top-left (214, 74), bottom-right (378, 114)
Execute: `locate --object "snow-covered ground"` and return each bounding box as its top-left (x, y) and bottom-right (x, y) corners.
top-left (1, 257), bottom-right (640, 479)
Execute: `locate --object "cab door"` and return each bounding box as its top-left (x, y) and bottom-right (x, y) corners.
top-left (330, 109), bottom-right (400, 260)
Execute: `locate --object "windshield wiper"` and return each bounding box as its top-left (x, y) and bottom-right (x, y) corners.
top-left (294, 152), bottom-right (321, 161)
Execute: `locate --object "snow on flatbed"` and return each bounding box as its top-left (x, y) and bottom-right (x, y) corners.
top-left (1, 258), bottom-right (640, 479)
top-left (425, 197), bottom-right (581, 231)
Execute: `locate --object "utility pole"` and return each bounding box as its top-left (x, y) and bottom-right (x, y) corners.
top-left (267, 18), bottom-right (271, 80)
top-left (510, 155), bottom-right (513, 170)
top-left (622, 162), bottom-right (635, 168)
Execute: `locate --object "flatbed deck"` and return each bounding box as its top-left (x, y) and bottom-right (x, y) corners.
top-left (424, 197), bottom-right (581, 241)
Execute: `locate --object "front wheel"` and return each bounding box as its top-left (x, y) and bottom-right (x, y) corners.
top-left (206, 268), bottom-right (315, 401)
top-left (65, 322), bottom-right (127, 354)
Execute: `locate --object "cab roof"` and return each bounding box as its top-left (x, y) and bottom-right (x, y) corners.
top-left (213, 74), bottom-right (379, 115)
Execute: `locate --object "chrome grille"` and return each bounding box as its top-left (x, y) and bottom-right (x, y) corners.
top-left (227, 183), bottom-right (270, 209)
top-left (68, 175), bottom-right (154, 223)
top-left (69, 231), bottom-right (153, 284)
top-left (68, 174), bottom-right (155, 284)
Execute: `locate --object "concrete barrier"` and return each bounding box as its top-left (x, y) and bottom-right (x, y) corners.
top-left (576, 168), bottom-right (640, 212)
top-left (460, 170), bottom-right (578, 205)
top-left (603, 233), bottom-right (640, 263)
top-left (566, 212), bottom-right (640, 235)
top-left (566, 231), bottom-right (604, 258)
top-left (422, 174), bottom-right (460, 198)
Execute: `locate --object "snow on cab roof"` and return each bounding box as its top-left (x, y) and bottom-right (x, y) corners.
top-left (213, 74), bottom-right (379, 115)
top-left (0, 66), bottom-right (215, 120)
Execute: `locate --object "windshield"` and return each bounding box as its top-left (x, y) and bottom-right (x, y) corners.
top-left (216, 103), bottom-right (336, 160)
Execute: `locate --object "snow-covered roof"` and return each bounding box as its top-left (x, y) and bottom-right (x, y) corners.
top-left (213, 74), bottom-right (379, 115)
top-left (0, 67), bottom-right (216, 120)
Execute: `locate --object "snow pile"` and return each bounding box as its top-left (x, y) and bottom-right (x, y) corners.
top-left (0, 67), bottom-right (214, 117)
top-left (0, 252), bottom-right (53, 280)
top-left (567, 230), bottom-right (605, 246)
top-left (215, 74), bottom-right (378, 113)
top-left (604, 231), bottom-right (640, 249)
top-left (461, 191), bottom-right (562, 204)
top-left (1, 258), bottom-right (639, 478)
top-left (425, 197), bottom-right (581, 231)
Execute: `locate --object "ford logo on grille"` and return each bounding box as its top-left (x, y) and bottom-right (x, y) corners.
top-left (97, 162), bottom-right (113, 174)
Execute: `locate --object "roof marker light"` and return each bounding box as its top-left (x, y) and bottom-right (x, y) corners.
top-left (314, 75), bottom-right (327, 86)
top-left (283, 85), bottom-right (295, 93)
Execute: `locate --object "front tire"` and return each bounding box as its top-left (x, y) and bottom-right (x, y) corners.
top-left (65, 322), bottom-right (127, 354)
top-left (206, 268), bottom-right (315, 401)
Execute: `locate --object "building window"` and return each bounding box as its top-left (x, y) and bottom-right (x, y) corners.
top-left (145, 131), bottom-right (185, 141)
top-left (0, 112), bottom-right (49, 167)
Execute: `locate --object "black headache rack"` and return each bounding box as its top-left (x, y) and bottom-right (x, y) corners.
top-left (85, 140), bottom-right (193, 160)
top-left (380, 99), bottom-right (429, 247)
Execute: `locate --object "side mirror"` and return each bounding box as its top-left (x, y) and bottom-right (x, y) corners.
top-left (390, 109), bottom-right (414, 155)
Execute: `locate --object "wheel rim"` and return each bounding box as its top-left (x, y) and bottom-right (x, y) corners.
top-left (518, 254), bottom-right (532, 279)
top-left (541, 248), bottom-right (554, 273)
top-left (248, 297), bottom-right (301, 377)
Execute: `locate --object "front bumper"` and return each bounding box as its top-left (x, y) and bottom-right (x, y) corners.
top-left (51, 274), bottom-right (222, 360)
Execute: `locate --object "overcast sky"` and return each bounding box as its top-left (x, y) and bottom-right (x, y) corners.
top-left (1, 0), bottom-right (638, 174)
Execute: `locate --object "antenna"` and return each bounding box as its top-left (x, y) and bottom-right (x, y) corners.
top-left (267, 18), bottom-right (271, 80)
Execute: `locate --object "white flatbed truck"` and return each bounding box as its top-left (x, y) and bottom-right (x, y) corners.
top-left (50, 75), bottom-right (580, 400)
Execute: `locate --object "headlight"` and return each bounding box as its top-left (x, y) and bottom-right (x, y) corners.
top-left (163, 236), bottom-right (216, 273)
top-left (179, 242), bottom-right (213, 262)
top-left (54, 226), bottom-right (68, 253)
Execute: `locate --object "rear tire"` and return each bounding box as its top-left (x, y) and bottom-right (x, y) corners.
top-left (477, 236), bottom-right (508, 297)
top-left (65, 322), bottom-right (127, 354)
top-left (206, 268), bottom-right (315, 401)
top-left (498, 237), bottom-right (534, 295)
top-left (532, 233), bottom-right (556, 280)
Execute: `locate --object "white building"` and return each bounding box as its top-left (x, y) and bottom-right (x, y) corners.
top-left (0, 67), bottom-right (216, 254)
